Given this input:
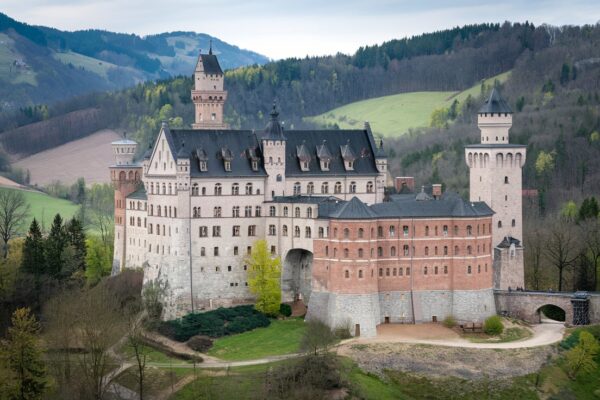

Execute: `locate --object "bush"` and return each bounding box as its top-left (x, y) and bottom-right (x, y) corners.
top-left (279, 303), bottom-right (292, 317)
top-left (560, 325), bottom-right (600, 350)
top-left (442, 315), bottom-right (457, 328)
top-left (158, 305), bottom-right (271, 342)
top-left (186, 335), bottom-right (213, 352)
top-left (484, 315), bottom-right (504, 335)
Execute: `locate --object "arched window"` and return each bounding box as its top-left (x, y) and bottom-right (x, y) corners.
top-left (334, 182), bottom-right (342, 194)
top-left (157, 205), bottom-right (161, 216)
top-left (137, 217), bottom-right (141, 226)
top-left (321, 182), bottom-right (329, 194)
top-left (390, 246), bottom-right (396, 256)
top-left (343, 228), bottom-right (350, 239)
top-left (377, 226), bottom-right (383, 238)
top-left (467, 265), bottom-right (472, 274)
top-left (467, 245), bottom-right (472, 255)
top-left (202, 187), bottom-right (206, 196)
top-left (443, 225), bottom-right (448, 236)
top-left (454, 245), bottom-right (459, 255)
top-left (232, 183), bottom-right (239, 195)
top-left (192, 184), bottom-right (199, 196)
top-left (424, 246), bottom-right (429, 256)
top-left (168, 183), bottom-right (172, 195)
top-left (358, 248), bottom-right (364, 258)
top-left (294, 226), bottom-right (301, 237)
top-left (344, 270), bottom-right (350, 278)
top-left (344, 248), bottom-right (349, 258)
top-left (283, 206), bottom-right (288, 217)
top-left (358, 269), bottom-right (363, 278)
top-left (478, 265), bottom-right (481, 273)
top-left (425, 226), bottom-right (429, 236)
top-left (366, 181), bottom-right (374, 193)
top-left (214, 183), bottom-right (222, 195)
top-left (498, 221), bottom-right (502, 228)
top-left (162, 183), bottom-right (166, 194)
top-left (358, 228), bottom-right (364, 238)
top-left (269, 206), bottom-right (276, 217)
top-left (377, 247), bottom-right (383, 257)
top-left (444, 246), bottom-right (448, 255)
top-left (318, 227), bottom-right (324, 238)
top-left (466, 225), bottom-right (472, 236)
top-left (245, 183), bottom-right (253, 195)
top-left (389, 226), bottom-right (395, 237)
top-left (305, 227), bottom-right (311, 238)
top-left (293, 182), bottom-right (301, 195)
top-left (214, 207), bottom-right (222, 217)
top-left (307, 182), bottom-right (314, 194)
top-left (349, 181), bottom-right (357, 193)
top-left (282, 225), bottom-right (288, 236)
top-left (504, 176), bottom-right (509, 184)
top-left (424, 266), bottom-right (428, 275)
top-left (434, 266), bottom-right (438, 275)
top-left (307, 208), bottom-right (313, 218)
top-left (295, 207), bottom-right (301, 218)
top-left (511, 219), bottom-right (516, 227)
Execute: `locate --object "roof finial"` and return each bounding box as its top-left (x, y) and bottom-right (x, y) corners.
top-left (270, 100), bottom-right (279, 119)
top-left (209, 39), bottom-right (213, 55)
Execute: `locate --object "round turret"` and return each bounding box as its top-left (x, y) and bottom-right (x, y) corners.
top-left (112, 137), bottom-right (138, 166)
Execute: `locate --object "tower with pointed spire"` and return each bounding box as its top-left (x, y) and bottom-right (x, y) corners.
top-left (191, 42), bottom-right (228, 129)
top-left (465, 88), bottom-right (527, 290)
top-left (261, 103), bottom-right (287, 200)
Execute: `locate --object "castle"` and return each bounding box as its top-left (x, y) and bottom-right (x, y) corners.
top-left (110, 49), bottom-right (526, 337)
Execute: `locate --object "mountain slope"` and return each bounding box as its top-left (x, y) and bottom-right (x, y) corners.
top-left (307, 72), bottom-right (510, 137)
top-left (0, 13), bottom-right (269, 109)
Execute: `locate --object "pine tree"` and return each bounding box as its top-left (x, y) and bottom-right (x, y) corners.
top-left (246, 239), bottom-right (281, 316)
top-left (45, 214), bottom-right (66, 277)
top-left (65, 218), bottom-right (87, 272)
top-left (21, 219), bottom-right (45, 275)
top-left (4, 308), bottom-right (47, 399)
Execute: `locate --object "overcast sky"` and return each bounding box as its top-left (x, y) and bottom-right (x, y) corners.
top-left (2, 0), bottom-right (600, 59)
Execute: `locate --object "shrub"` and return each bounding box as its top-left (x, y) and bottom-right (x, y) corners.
top-left (442, 315), bottom-right (457, 328)
top-left (186, 335), bottom-right (213, 352)
top-left (484, 316), bottom-right (504, 335)
top-left (279, 303), bottom-right (292, 317)
top-left (158, 305), bottom-right (271, 342)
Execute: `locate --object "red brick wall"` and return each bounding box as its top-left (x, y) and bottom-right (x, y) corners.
top-left (313, 216), bottom-right (493, 295)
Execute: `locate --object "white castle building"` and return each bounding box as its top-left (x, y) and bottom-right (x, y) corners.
top-left (110, 49), bottom-right (526, 335)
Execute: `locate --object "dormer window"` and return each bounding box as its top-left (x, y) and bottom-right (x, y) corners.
top-left (321, 160), bottom-right (330, 171)
top-left (296, 143), bottom-right (310, 172)
top-left (346, 160), bottom-right (354, 170)
top-left (251, 160), bottom-right (258, 171)
top-left (302, 161), bottom-right (309, 171)
top-left (224, 161), bottom-right (231, 171)
top-left (340, 142), bottom-right (356, 171)
top-left (200, 161), bottom-right (207, 172)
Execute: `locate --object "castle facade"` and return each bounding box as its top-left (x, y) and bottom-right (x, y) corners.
top-left (111, 50), bottom-right (525, 337)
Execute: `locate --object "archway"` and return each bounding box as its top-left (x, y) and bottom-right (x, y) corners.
top-left (537, 304), bottom-right (566, 323)
top-left (282, 249), bottom-right (313, 304)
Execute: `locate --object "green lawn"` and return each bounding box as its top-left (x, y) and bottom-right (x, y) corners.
top-left (307, 71), bottom-right (510, 138)
top-left (0, 188), bottom-right (80, 233)
top-left (121, 343), bottom-right (193, 365)
top-left (207, 318), bottom-right (306, 361)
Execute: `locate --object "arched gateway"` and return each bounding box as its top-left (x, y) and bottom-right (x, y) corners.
top-left (282, 248), bottom-right (313, 304)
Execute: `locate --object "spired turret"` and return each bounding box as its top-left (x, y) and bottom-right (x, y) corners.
top-left (191, 43), bottom-right (228, 129)
top-left (261, 103), bottom-right (287, 200)
top-left (465, 88), bottom-right (526, 290)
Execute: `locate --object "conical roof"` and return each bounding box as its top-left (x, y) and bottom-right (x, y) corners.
top-left (262, 103), bottom-right (286, 140)
top-left (478, 88), bottom-right (512, 114)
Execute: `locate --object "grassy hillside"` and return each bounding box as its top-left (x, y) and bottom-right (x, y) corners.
top-left (0, 32), bottom-right (37, 86)
top-left (0, 187), bottom-right (79, 232)
top-left (307, 71), bottom-right (510, 137)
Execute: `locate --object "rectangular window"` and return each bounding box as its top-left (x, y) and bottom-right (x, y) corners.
top-left (271, 246), bottom-right (276, 255)
top-left (268, 225), bottom-right (276, 236)
top-left (212, 226), bottom-right (221, 237)
top-left (214, 247), bottom-right (219, 256)
top-left (248, 225), bottom-right (256, 236)
top-left (247, 246), bottom-right (252, 255)
top-left (199, 226), bottom-right (208, 237)
top-left (232, 225), bottom-right (240, 237)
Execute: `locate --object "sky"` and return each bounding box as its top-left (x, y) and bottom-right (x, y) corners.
top-left (2, 0), bottom-right (600, 60)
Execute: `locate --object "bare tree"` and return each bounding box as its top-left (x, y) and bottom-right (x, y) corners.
top-left (545, 219), bottom-right (581, 291)
top-left (0, 190), bottom-right (29, 258)
top-left (524, 220), bottom-right (546, 290)
top-left (126, 307), bottom-right (149, 400)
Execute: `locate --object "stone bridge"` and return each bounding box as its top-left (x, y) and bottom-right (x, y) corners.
top-left (494, 290), bottom-right (600, 325)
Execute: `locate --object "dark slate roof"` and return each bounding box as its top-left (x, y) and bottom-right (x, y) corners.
top-left (497, 236), bottom-right (521, 248)
top-left (284, 129), bottom-right (380, 177)
top-left (261, 105), bottom-right (286, 141)
top-left (127, 186), bottom-right (147, 200)
top-left (478, 88), bottom-right (512, 114)
top-left (316, 141), bottom-right (333, 160)
top-left (328, 196), bottom-right (377, 219)
top-left (143, 144), bottom-right (153, 159)
top-left (319, 192), bottom-right (493, 220)
top-left (167, 129), bottom-right (267, 177)
top-left (198, 53), bottom-right (223, 75)
top-left (296, 143), bottom-right (311, 162)
top-left (177, 142), bottom-right (189, 158)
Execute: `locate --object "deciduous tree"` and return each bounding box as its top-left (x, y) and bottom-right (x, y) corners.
top-left (0, 189), bottom-right (30, 259)
top-left (246, 239), bottom-right (281, 316)
top-left (565, 331), bottom-right (599, 380)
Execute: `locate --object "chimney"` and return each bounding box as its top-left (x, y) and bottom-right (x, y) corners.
top-left (432, 184), bottom-right (442, 199)
top-left (394, 177), bottom-right (415, 193)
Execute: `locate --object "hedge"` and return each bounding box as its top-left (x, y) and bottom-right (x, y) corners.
top-left (158, 305), bottom-right (271, 342)
top-left (484, 315), bottom-right (504, 335)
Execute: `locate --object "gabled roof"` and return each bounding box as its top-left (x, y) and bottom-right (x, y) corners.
top-left (169, 129), bottom-right (267, 177)
top-left (296, 143), bottom-right (311, 162)
top-left (316, 141), bottom-right (333, 160)
top-left (340, 142), bottom-right (357, 161)
top-left (328, 196), bottom-right (377, 219)
top-left (195, 52), bottom-right (223, 75)
top-left (479, 88), bottom-right (512, 114)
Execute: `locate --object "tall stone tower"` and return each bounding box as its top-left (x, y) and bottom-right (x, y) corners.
top-left (465, 88), bottom-right (527, 289)
top-left (191, 44), bottom-right (228, 129)
top-left (262, 104), bottom-right (287, 200)
top-left (110, 136), bottom-right (142, 274)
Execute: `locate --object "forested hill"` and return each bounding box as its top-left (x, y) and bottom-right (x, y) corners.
top-left (0, 13), bottom-right (268, 108)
